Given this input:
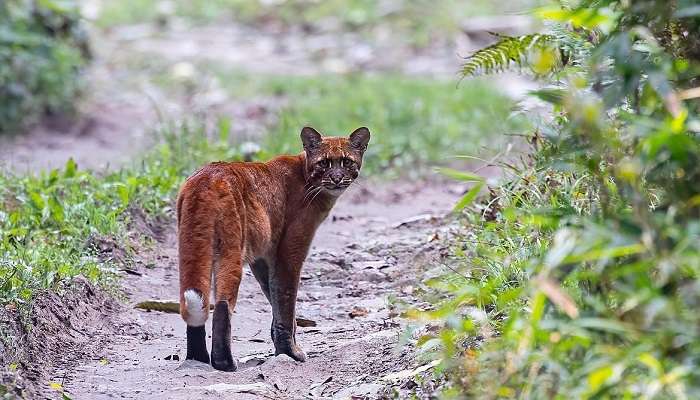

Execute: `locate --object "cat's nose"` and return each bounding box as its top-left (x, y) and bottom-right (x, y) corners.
top-left (330, 172), bottom-right (343, 184)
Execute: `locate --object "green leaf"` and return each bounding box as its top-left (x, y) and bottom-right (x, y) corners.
top-left (37, 0), bottom-right (76, 14)
top-left (437, 168), bottom-right (484, 182)
top-left (453, 182), bottom-right (484, 211)
top-left (29, 192), bottom-right (45, 210)
top-left (575, 318), bottom-right (635, 336)
top-left (64, 158), bottom-right (77, 178)
top-left (588, 365), bottom-right (613, 392)
top-left (531, 291), bottom-right (546, 326)
top-left (116, 184), bottom-right (130, 206)
top-left (638, 353), bottom-right (662, 375)
top-left (48, 196), bottom-right (65, 223)
top-left (529, 88), bottom-right (567, 105)
top-left (563, 243), bottom-right (645, 263)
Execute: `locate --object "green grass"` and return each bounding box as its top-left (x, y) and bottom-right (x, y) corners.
top-left (0, 124), bottom-right (241, 305)
top-left (215, 72), bottom-right (527, 176)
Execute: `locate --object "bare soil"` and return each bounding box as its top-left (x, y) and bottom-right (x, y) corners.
top-left (48, 179), bottom-right (462, 400)
top-left (0, 278), bottom-right (122, 399)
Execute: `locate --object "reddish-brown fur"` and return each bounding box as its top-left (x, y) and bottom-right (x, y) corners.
top-left (177, 126), bottom-right (370, 370)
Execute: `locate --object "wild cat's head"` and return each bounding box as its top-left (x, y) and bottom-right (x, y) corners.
top-left (301, 126), bottom-right (370, 197)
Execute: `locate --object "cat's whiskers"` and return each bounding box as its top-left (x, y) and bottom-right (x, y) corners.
top-left (303, 185), bottom-right (317, 200)
top-left (306, 187), bottom-right (324, 207)
top-left (303, 186), bottom-right (322, 205)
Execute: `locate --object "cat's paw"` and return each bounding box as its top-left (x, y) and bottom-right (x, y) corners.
top-left (276, 343), bottom-right (307, 362)
top-left (211, 352), bottom-right (238, 372)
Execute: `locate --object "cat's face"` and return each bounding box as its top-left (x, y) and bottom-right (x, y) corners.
top-left (301, 126), bottom-right (370, 197)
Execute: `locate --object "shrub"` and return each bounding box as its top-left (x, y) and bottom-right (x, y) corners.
top-left (419, 1), bottom-right (700, 398)
top-left (0, 0), bottom-right (89, 134)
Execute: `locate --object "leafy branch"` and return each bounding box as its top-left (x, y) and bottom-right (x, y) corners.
top-left (461, 27), bottom-right (592, 77)
top-left (461, 33), bottom-right (557, 77)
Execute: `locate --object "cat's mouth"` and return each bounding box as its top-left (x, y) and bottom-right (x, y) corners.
top-left (322, 181), bottom-right (353, 195)
top-left (323, 185), bottom-right (348, 196)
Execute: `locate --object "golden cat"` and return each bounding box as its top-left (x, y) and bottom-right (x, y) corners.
top-left (177, 126), bottom-right (370, 370)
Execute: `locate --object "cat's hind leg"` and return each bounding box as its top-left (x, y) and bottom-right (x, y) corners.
top-left (210, 237), bottom-right (243, 372)
top-left (178, 198), bottom-right (214, 364)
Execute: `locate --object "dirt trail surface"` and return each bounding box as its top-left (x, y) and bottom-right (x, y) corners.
top-left (60, 180), bottom-right (461, 399)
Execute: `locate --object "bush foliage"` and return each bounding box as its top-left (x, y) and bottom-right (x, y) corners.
top-left (0, 0), bottom-right (89, 134)
top-left (421, 1), bottom-right (700, 398)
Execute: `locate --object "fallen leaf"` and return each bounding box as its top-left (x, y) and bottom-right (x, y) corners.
top-left (296, 317), bottom-right (317, 327)
top-left (393, 214), bottom-right (437, 228)
top-left (120, 268), bottom-right (143, 276)
top-left (238, 353), bottom-right (269, 368)
top-left (135, 301), bottom-right (180, 313)
top-left (380, 359), bottom-right (441, 382)
top-left (135, 300), bottom-right (216, 313)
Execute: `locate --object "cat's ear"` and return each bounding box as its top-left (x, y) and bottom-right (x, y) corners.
top-left (349, 127), bottom-right (370, 151)
top-left (301, 126), bottom-right (323, 152)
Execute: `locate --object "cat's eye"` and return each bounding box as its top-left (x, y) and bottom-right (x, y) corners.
top-left (341, 158), bottom-right (356, 168)
top-left (317, 159), bottom-right (330, 168)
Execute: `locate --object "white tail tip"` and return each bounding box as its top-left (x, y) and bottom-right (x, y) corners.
top-left (183, 289), bottom-right (208, 326)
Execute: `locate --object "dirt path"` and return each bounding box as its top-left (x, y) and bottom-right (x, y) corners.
top-left (59, 180), bottom-right (461, 399)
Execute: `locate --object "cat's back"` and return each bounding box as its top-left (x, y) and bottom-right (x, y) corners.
top-left (177, 161), bottom-right (260, 219)
top-left (180, 161), bottom-right (266, 193)
top-left (176, 158), bottom-right (298, 224)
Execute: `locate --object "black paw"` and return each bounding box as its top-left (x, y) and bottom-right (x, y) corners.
top-left (210, 301), bottom-right (236, 371)
top-left (211, 352), bottom-right (238, 372)
top-left (186, 325), bottom-right (210, 364)
top-left (274, 342), bottom-right (307, 362)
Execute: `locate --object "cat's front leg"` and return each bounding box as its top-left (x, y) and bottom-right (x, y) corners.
top-left (269, 256), bottom-right (307, 362)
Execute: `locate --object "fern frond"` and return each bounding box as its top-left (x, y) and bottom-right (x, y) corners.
top-left (462, 34), bottom-right (557, 77)
top-left (548, 24), bottom-right (594, 67)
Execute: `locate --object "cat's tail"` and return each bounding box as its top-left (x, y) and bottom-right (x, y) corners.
top-left (183, 288), bottom-right (207, 326)
top-left (177, 184), bottom-right (215, 327)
